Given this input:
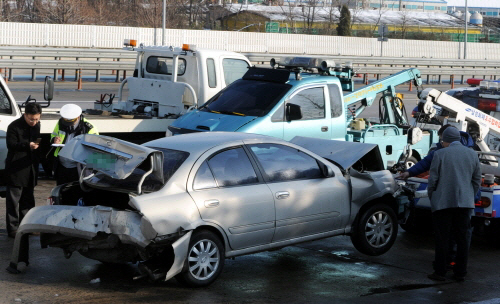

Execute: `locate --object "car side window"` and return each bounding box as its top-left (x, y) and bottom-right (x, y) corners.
top-left (193, 161), bottom-right (217, 190)
top-left (288, 87), bottom-right (325, 120)
top-left (0, 85), bottom-right (12, 115)
top-left (201, 147), bottom-right (258, 188)
top-left (222, 59), bottom-right (250, 86)
top-left (249, 144), bottom-right (322, 182)
top-left (328, 84), bottom-right (342, 118)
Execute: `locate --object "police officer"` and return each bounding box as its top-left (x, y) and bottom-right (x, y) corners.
top-left (51, 104), bottom-right (98, 185)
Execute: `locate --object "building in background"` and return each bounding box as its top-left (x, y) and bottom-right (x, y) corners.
top-left (447, 0), bottom-right (500, 18)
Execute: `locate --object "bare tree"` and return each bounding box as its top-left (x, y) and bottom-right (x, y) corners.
top-left (397, 9), bottom-right (410, 39)
top-left (36, 0), bottom-right (93, 24)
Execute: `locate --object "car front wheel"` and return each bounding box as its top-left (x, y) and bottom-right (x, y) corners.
top-left (350, 203), bottom-right (398, 256)
top-left (176, 230), bottom-right (225, 287)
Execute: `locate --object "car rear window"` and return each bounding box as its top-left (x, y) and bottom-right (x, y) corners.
top-left (85, 148), bottom-right (189, 194)
top-left (200, 79), bottom-right (292, 117)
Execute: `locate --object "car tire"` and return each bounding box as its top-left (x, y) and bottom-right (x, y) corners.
top-left (176, 230), bottom-right (225, 287)
top-left (350, 203), bottom-right (398, 256)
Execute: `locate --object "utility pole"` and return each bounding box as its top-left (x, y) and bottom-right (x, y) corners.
top-left (399, 0), bottom-right (402, 11)
top-left (162, 0), bottom-right (166, 46)
top-left (464, 0), bottom-right (468, 59)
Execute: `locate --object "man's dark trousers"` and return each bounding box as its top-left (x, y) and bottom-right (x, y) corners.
top-left (6, 170), bottom-right (35, 234)
top-left (432, 207), bottom-right (472, 277)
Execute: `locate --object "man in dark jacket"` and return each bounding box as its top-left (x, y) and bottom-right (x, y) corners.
top-left (5, 103), bottom-right (42, 238)
top-left (427, 127), bottom-right (481, 282)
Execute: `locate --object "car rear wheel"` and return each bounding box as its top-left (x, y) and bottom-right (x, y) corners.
top-left (350, 203), bottom-right (398, 256)
top-left (176, 230), bottom-right (224, 287)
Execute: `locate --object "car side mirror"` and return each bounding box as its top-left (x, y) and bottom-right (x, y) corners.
top-left (44, 76), bottom-right (54, 102)
top-left (319, 162), bottom-right (335, 178)
top-left (286, 103), bottom-right (302, 121)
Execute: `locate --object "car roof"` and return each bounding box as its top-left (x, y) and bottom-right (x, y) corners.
top-left (143, 132), bottom-right (287, 154)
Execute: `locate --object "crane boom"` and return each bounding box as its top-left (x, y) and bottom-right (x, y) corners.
top-left (343, 68), bottom-right (423, 125)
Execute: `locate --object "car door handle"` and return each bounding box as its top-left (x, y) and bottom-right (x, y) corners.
top-left (204, 199), bottom-right (220, 208)
top-left (275, 191), bottom-right (290, 199)
top-left (321, 126), bottom-right (328, 132)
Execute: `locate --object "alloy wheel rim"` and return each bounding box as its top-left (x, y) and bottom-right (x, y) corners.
top-left (188, 239), bottom-right (220, 280)
top-left (365, 211), bottom-right (393, 248)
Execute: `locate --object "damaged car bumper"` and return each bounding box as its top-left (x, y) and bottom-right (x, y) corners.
top-left (7, 205), bottom-right (192, 281)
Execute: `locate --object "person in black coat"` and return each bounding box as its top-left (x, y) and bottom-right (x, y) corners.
top-left (5, 103), bottom-right (42, 238)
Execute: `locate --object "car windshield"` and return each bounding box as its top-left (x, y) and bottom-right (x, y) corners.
top-left (84, 147), bottom-right (189, 193)
top-left (200, 79), bottom-right (292, 117)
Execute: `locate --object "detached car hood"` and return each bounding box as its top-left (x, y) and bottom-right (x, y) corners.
top-left (290, 136), bottom-right (384, 171)
top-left (172, 110), bottom-right (257, 132)
top-left (59, 134), bottom-right (164, 181)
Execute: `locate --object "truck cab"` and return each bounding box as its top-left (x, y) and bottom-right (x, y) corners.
top-left (0, 75), bottom-right (22, 175)
top-left (109, 43), bottom-right (251, 118)
top-left (168, 58), bottom-right (438, 169)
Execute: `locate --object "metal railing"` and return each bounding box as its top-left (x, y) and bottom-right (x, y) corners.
top-left (0, 47), bottom-right (499, 89)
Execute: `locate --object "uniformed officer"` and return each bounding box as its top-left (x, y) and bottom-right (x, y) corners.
top-left (51, 104), bottom-right (98, 185)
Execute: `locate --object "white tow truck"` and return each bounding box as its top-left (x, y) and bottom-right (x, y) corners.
top-left (42, 42), bottom-right (252, 141)
top-left (402, 85), bottom-right (500, 234)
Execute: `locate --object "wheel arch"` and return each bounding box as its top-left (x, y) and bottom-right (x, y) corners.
top-left (350, 194), bottom-right (398, 234)
top-left (192, 224), bottom-right (228, 256)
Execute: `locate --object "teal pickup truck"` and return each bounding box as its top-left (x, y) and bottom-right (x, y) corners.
top-left (167, 57), bottom-right (438, 169)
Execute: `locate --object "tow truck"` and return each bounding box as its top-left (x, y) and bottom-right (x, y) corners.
top-left (402, 84), bottom-right (500, 234)
top-left (168, 56), bottom-right (439, 168)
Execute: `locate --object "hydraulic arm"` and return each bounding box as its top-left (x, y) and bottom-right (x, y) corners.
top-left (344, 68), bottom-right (423, 126)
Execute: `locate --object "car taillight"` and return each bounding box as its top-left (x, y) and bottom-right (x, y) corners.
top-left (47, 196), bottom-right (54, 205)
top-left (475, 197), bottom-right (491, 208)
top-left (477, 99), bottom-right (499, 112)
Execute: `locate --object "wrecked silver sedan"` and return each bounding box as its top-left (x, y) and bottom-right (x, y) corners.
top-left (8, 132), bottom-right (409, 287)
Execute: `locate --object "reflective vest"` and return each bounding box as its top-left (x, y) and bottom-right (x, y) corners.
top-left (51, 116), bottom-right (98, 157)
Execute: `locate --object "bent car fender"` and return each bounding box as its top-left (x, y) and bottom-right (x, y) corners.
top-left (165, 231), bottom-right (192, 281)
top-left (349, 169), bottom-right (397, 222)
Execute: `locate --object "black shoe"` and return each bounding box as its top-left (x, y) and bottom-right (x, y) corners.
top-left (452, 274), bottom-right (465, 282)
top-left (428, 272), bottom-right (446, 281)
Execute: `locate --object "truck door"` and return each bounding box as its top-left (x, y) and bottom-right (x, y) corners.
top-left (283, 85), bottom-right (332, 141)
top-left (0, 77), bottom-right (20, 171)
top-left (327, 84), bottom-right (346, 140)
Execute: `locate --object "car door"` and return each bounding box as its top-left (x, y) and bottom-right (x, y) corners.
top-left (283, 85), bottom-right (331, 141)
top-left (247, 143), bottom-right (349, 243)
top-left (0, 78), bottom-right (20, 171)
top-left (188, 146), bottom-right (276, 250)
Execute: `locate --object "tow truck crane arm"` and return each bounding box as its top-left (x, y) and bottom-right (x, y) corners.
top-left (419, 88), bottom-right (500, 155)
top-left (344, 68), bottom-right (423, 126)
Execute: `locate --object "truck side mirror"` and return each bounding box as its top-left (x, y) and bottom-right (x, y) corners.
top-left (286, 103), bottom-right (302, 121)
top-left (44, 76), bottom-right (54, 102)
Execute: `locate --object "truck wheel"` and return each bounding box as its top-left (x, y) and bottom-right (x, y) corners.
top-left (176, 230), bottom-right (224, 287)
top-left (350, 204), bottom-right (398, 256)
top-left (405, 156), bottom-right (418, 170)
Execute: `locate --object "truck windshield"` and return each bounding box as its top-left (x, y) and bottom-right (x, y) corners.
top-left (84, 148), bottom-right (189, 194)
top-left (200, 79), bottom-right (292, 117)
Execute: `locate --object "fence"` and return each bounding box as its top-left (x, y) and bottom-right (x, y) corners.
top-left (1, 22), bottom-right (500, 60)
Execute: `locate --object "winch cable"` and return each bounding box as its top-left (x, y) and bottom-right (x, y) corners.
top-left (378, 95), bottom-right (409, 126)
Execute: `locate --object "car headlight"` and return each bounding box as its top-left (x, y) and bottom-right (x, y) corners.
top-left (166, 128), bottom-right (173, 137)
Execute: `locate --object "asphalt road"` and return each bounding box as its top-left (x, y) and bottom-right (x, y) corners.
top-left (1, 180), bottom-right (500, 304)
